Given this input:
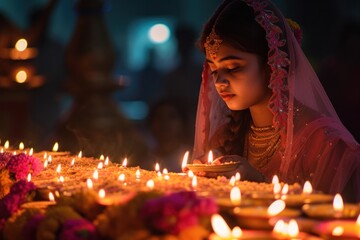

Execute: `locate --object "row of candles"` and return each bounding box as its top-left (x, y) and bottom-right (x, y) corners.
top-left (2, 140), bottom-right (360, 239)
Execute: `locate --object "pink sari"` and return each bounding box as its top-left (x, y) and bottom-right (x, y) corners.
top-left (193, 0), bottom-right (360, 201)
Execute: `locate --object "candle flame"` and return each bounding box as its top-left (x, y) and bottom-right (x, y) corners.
top-left (78, 151), bottom-right (82, 158)
top-left (211, 214), bottom-right (232, 238)
top-left (104, 156), bottom-right (109, 166)
top-left (230, 186), bottom-right (241, 206)
top-left (122, 158), bottom-right (127, 167)
top-left (99, 154), bottom-right (104, 160)
top-left (281, 184), bottom-right (289, 195)
top-left (52, 142), bottom-right (59, 152)
top-left (182, 151), bottom-right (189, 170)
top-left (273, 182), bottom-right (282, 195)
top-left (164, 175), bottom-right (170, 180)
top-left (71, 158), bottom-right (75, 166)
top-left (118, 173), bottom-right (125, 182)
top-left (98, 189), bottom-right (105, 198)
top-left (231, 226), bottom-right (243, 238)
top-left (146, 179), bottom-right (155, 189)
top-left (162, 168), bottom-right (168, 175)
top-left (49, 192), bottom-right (55, 202)
top-left (4, 140), bottom-right (9, 149)
top-left (27, 173), bottom-right (31, 182)
top-left (188, 170), bottom-right (194, 178)
top-left (288, 219), bottom-right (299, 237)
top-left (15, 70), bottom-right (27, 83)
top-left (332, 226), bottom-right (344, 236)
top-left (208, 150), bottom-right (213, 164)
top-left (356, 214), bottom-right (360, 225)
top-left (43, 160), bottom-right (48, 168)
top-left (93, 170), bottom-right (99, 180)
top-left (43, 152), bottom-right (47, 159)
top-left (135, 169), bottom-right (141, 179)
top-left (56, 164), bottom-right (61, 174)
top-left (47, 155), bottom-right (52, 163)
top-left (97, 162), bottom-right (103, 169)
top-left (235, 172), bottom-right (241, 181)
top-left (333, 193), bottom-right (344, 212)
top-left (229, 176), bottom-right (236, 186)
top-left (267, 199), bottom-right (286, 216)
top-left (273, 220), bottom-right (286, 234)
top-left (29, 148), bottom-right (33, 156)
top-left (155, 163), bottom-right (160, 172)
top-left (192, 176), bottom-right (197, 188)
top-left (87, 178), bottom-right (93, 189)
top-left (15, 38), bottom-right (27, 51)
top-left (272, 175), bottom-right (279, 184)
top-left (59, 176), bottom-right (64, 183)
top-left (303, 181), bottom-right (313, 194)
top-left (157, 171), bottom-right (162, 177)
top-left (19, 142), bottom-right (24, 150)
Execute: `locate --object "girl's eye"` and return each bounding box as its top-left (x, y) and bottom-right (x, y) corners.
top-left (210, 70), bottom-right (218, 76)
top-left (228, 66), bottom-right (240, 73)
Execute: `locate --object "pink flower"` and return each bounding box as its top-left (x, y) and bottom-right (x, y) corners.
top-left (0, 152), bottom-right (13, 169)
top-left (6, 153), bottom-right (43, 180)
top-left (59, 219), bottom-right (98, 240)
top-left (141, 191), bottom-right (217, 235)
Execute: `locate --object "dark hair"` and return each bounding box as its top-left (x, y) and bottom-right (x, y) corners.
top-left (199, 0), bottom-right (269, 156)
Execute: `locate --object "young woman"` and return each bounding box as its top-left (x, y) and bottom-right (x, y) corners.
top-left (192, 0), bottom-right (360, 202)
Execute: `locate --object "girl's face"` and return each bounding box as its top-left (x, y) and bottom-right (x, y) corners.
top-left (206, 43), bottom-right (272, 111)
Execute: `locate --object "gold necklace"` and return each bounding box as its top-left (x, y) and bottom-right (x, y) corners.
top-left (247, 124), bottom-right (280, 169)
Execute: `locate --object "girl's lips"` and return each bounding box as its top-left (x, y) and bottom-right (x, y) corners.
top-left (220, 93), bottom-right (235, 101)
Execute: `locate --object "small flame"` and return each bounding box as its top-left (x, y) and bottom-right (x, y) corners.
top-left (122, 158), bottom-right (127, 167)
top-left (49, 192), bottom-right (55, 202)
top-left (273, 220), bottom-right (286, 234)
top-left (192, 176), bottom-right (197, 188)
top-left (98, 189), bottom-right (105, 198)
top-left (135, 169), bottom-right (141, 179)
top-left (164, 175), bottom-right (170, 180)
top-left (13, 151), bottom-right (17, 155)
top-left (43, 152), bottom-right (47, 159)
top-left (235, 172), bottom-right (241, 181)
top-left (4, 140), bottom-right (9, 149)
top-left (15, 38), bottom-right (27, 51)
top-left (99, 155), bottom-right (104, 160)
top-left (230, 186), bottom-right (241, 206)
top-left (19, 142), bottom-right (24, 150)
top-left (93, 170), bottom-right (99, 180)
top-left (97, 162), bottom-right (103, 169)
top-left (231, 226), bottom-right (243, 238)
top-left (281, 184), bottom-right (289, 195)
top-left (229, 176), bottom-right (236, 186)
top-left (273, 182), bottom-right (282, 195)
top-left (47, 155), bottom-right (52, 163)
top-left (29, 148), bottom-right (33, 156)
top-left (104, 156), bottom-right (109, 166)
top-left (43, 160), bottom-right (48, 168)
top-left (56, 164), bottom-right (61, 174)
top-left (333, 194), bottom-right (344, 212)
top-left (288, 219), bottom-right (299, 237)
top-left (27, 173), bottom-right (31, 182)
top-left (267, 199), bottom-right (286, 216)
top-left (52, 142), bottom-right (59, 152)
top-left (188, 170), bottom-right (194, 178)
top-left (182, 151), bottom-right (189, 170)
top-left (71, 158), bottom-right (75, 166)
top-left (157, 171), bottom-right (162, 177)
top-left (211, 214), bottom-right (232, 238)
top-left (332, 226), bottom-right (344, 236)
top-left (303, 181), bottom-right (313, 194)
top-left (272, 175), bottom-right (279, 184)
top-left (162, 168), bottom-right (168, 175)
top-left (59, 176), bottom-right (64, 183)
top-left (208, 150), bottom-right (213, 164)
top-left (155, 163), bottom-right (160, 172)
top-left (146, 179), bottom-right (155, 189)
top-left (356, 214), bottom-right (360, 225)
top-left (118, 173), bottom-right (125, 182)
top-left (77, 151), bottom-right (82, 158)
top-left (87, 178), bottom-right (93, 189)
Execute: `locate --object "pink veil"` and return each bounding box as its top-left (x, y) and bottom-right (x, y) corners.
top-left (193, 0), bottom-right (360, 199)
